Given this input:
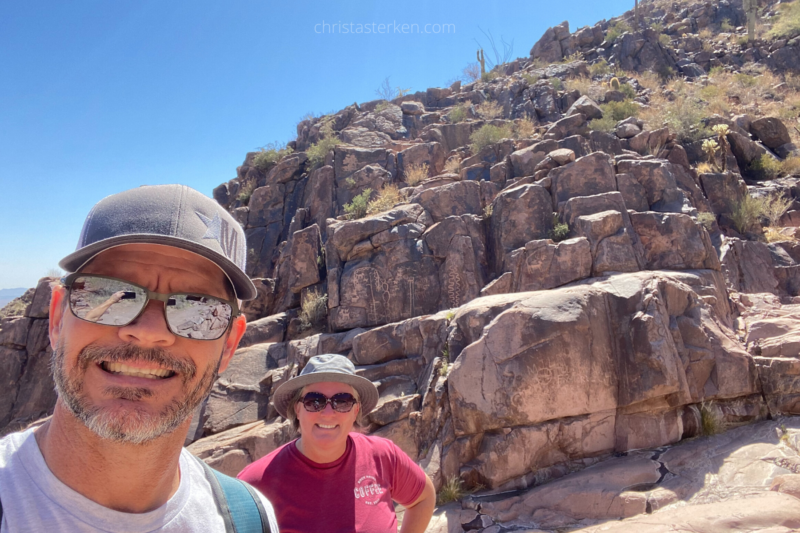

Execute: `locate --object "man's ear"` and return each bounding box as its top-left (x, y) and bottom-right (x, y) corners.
top-left (49, 285), bottom-right (67, 351)
top-left (218, 314), bottom-right (246, 374)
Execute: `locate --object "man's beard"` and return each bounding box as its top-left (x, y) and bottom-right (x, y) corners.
top-left (51, 339), bottom-right (220, 445)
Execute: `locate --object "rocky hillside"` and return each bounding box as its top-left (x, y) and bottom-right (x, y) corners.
top-left (3, 0), bottom-right (800, 529)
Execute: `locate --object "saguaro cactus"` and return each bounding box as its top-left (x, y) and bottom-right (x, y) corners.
top-left (743, 0), bottom-right (758, 42)
top-left (477, 49), bottom-right (486, 76)
top-left (634, 0), bottom-right (640, 30)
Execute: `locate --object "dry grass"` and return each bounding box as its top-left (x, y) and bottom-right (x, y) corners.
top-left (698, 28), bottom-right (714, 40)
top-left (513, 118), bottom-right (537, 139)
top-left (768, 0), bottom-right (800, 39)
top-left (476, 101), bottom-right (503, 119)
top-left (765, 227), bottom-right (796, 243)
top-left (444, 157), bottom-right (462, 174)
top-left (298, 288), bottom-right (328, 330)
top-left (437, 477), bottom-right (468, 505)
top-left (404, 162), bottom-right (429, 186)
top-left (697, 162), bottom-right (714, 173)
top-left (367, 184), bottom-right (404, 216)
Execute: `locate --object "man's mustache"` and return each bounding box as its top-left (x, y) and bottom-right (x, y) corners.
top-left (78, 343), bottom-right (197, 383)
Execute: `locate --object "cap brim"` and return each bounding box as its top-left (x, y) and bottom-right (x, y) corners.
top-left (272, 371), bottom-right (380, 419)
top-left (59, 234), bottom-right (257, 301)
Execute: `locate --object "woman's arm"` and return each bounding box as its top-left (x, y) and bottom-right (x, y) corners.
top-left (398, 474), bottom-right (436, 533)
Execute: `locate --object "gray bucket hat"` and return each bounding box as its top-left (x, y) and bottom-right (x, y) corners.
top-left (272, 354), bottom-right (379, 418)
top-left (59, 184), bottom-right (256, 300)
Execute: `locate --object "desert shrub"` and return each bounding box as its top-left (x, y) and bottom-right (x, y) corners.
top-left (589, 60), bottom-right (612, 77)
top-left (729, 193), bottom-right (767, 235)
top-left (697, 211), bottom-right (717, 231)
top-left (783, 157), bottom-right (800, 177)
top-left (367, 184), bottom-right (404, 216)
top-left (522, 72), bottom-right (541, 85)
top-left (588, 115), bottom-right (617, 132)
top-left (513, 118), bottom-right (537, 139)
top-left (720, 18), bottom-right (733, 32)
top-left (447, 104), bottom-right (470, 123)
top-left (375, 76), bottom-right (411, 100)
top-left (606, 20), bottom-right (632, 43)
top-left (748, 154), bottom-right (783, 180)
top-left (253, 143), bottom-right (293, 172)
top-left (619, 83), bottom-right (637, 100)
top-left (549, 214), bottom-right (570, 242)
top-left (663, 100), bottom-right (708, 142)
top-left (374, 101), bottom-right (390, 112)
top-left (551, 78), bottom-right (563, 91)
top-left (658, 33), bottom-right (672, 46)
top-left (700, 402), bottom-right (724, 436)
top-left (697, 162), bottom-right (715, 173)
top-left (437, 477), bottom-right (467, 505)
top-left (651, 22), bottom-right (666, 33)
top-left (444, 157), bottom-right (462, 174)
top-left (476, 100), bottom-right (503, 119)
top-left (733, 72), bottom-right (758, 88)
top-left (602, 100), bottom-right (639, 121)
top-left (236, 181), bottom-right (256, 206)
top-left (462, 62), bottom-right (482, 82)
top-left (481, 71), bottom-right (499, 82)
top-left (306, 124), bottom-right (342, 169)
top-left (344, 188), bottom-right (373, 220)
top-left (298, 288), bottom-right (328, 331)
top-left (565, 76), bottom-right (592, 96)
top-left (698, 28), bottom-right (714, 39)
top-left (768, 0), bottom-right (800, 39)
top-left (562, 51), bottom-right (585, 63)
top-left (404, 162), bottom-right (429, 186)
top-left (470, 124), bottom-right (514, 153)
top-left (483, 204), bottom-right (493, 219)
top-left (763, 192), bottom-right (794, 227)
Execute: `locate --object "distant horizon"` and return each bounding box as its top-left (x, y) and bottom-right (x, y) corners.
top-left (0, 0), bottom-right (634, 290)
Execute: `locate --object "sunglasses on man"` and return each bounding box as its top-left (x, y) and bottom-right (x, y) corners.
top-left (61, 273), bottom-right (239, 341)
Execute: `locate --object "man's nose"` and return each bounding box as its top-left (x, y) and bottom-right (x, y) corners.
top-left (117, 300), bottom-right (176, 346)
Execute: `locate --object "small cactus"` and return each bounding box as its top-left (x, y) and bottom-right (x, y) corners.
top-left (609, 77), bottom-right (621, 90)
top-left (712, 124), bottom-right (730, 172)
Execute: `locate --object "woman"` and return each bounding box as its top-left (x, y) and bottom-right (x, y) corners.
top-left (238, 354), bottom-right (436, 533)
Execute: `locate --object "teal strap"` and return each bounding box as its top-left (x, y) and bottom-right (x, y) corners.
top-left (197, 458), bottom-right (271, 533)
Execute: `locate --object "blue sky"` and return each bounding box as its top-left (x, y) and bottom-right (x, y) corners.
top-left (0, 0), bottom-right (633, 290)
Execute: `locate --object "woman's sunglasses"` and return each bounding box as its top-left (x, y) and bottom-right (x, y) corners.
top-left (62, 273), bottom-right (239, 341)
top-left (301, 392), bottom-right (358, 413)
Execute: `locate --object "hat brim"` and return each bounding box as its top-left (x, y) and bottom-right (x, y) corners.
top-left (59, 234), bottom-right (257, 301)
top-left (272, 371), bottom-right (379, 419)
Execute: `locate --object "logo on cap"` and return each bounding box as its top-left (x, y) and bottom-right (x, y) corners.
top-left (196, 211), bottom-right (242, 266)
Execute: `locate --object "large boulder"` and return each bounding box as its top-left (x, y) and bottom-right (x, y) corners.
top-left (616, 159), bottom-right (686, 212)
top-left (629, 212), bottom-right (720, 270)
top-left (550, 152), bottom-right (617, 208)
top-left (489, 184), bottom-right (553, 273)
top-left (750, 117), bottom-right (791, 150)
top-left (409, 181), bottom-right (482, 222)
top-left (504, 238), bottom-right (593, 291)
top-left (509, 140), bottom-right (557, 178)
top-left (530, 21), bottom-right (569, 63)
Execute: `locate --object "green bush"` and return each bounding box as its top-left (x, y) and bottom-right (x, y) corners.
top-left (551, 78), bottom-right (563, 91)
top-left (769, 1), bottom-right (800, 38)
top-left (658, 33), bottom-right (672, 47)
top-left (447, 104), bottom-right (469, 123)
top-left (602, 100), bottom-right (639, 121)
top-left (697, 211), bottom-right (717, 231)
top-left (522, 72), bottom-right (541, 85)
top-left (549, 219), bottom-right (570, 242)
top-left (253, 143), bottom-right (293, 172)
top-left (481, 71), bottom-right (499, 82)
top-left (344, 188), bottom-right (373, 220)
top-left (306, 124), bottom-right (342, 169)
top-left (720, 18), bottom-right (733, 32)
top-left (588, 115), bottom-right (617, 132)
top-left (619, 83), bottom-right (637, 100)
top-left (589, 60), bottom-right (611, 77)
top-left (747, 154), bottom-right (783, 180)
top-left (729, 194), bottom-right (766, 235)
top-left (663, 100), bottom-right (709, 142)
top-left (606, 20), bottom-right (632, 43)
top-left (469, 124), bottom-right (514, 153)
top-left (236, 181), bottom-right (256, 206)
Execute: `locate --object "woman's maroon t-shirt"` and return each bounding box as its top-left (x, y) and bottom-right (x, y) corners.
top-left (238, 432), bottom-right (426, 533)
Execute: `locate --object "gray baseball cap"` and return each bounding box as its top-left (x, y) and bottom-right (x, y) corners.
top-left (59, 184), bottom-right (257, 300)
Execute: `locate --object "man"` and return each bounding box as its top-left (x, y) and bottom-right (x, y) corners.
top-left (0, 185), bottom-right (278, 532)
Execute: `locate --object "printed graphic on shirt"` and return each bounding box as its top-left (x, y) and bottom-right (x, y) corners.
top-left (353, 474), bottom-right (385, 505)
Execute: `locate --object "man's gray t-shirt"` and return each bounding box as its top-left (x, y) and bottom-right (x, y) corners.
top-left (0, 428), bottom-right (278, 532)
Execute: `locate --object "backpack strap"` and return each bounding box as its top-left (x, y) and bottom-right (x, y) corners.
top-left (197, 457), bottom-right (272, 533)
